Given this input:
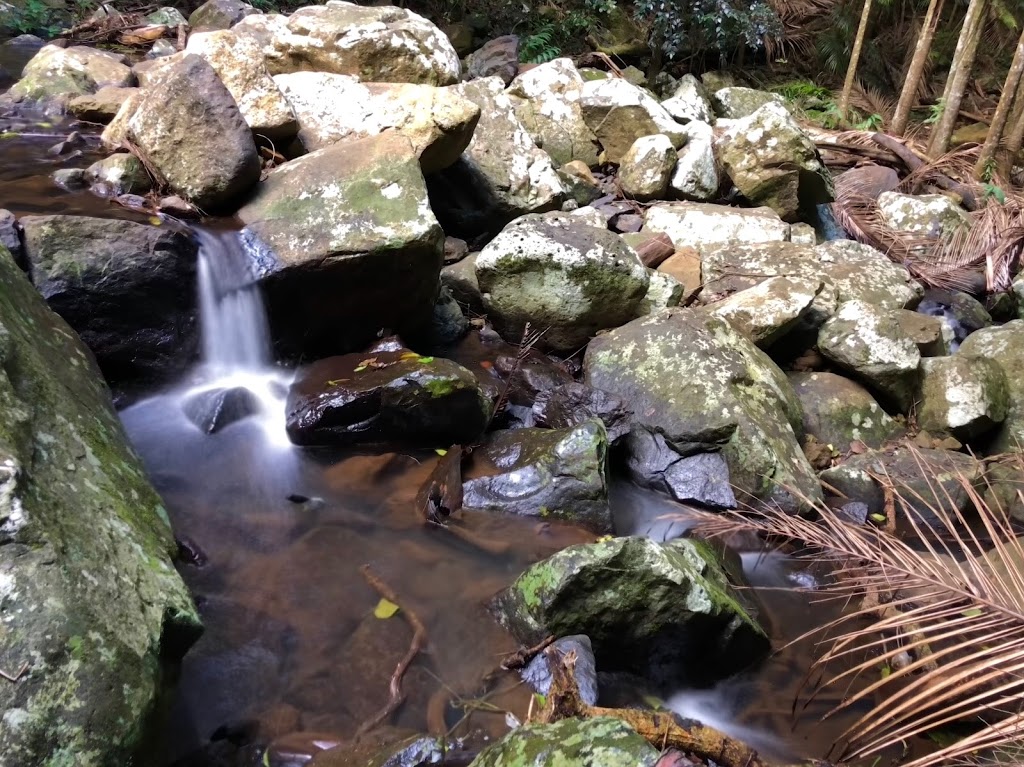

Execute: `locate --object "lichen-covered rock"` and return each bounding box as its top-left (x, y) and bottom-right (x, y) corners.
top-left (958, 321), bottom-right (1024, 452)
top-left (428, 76), bottom-right (564, 238)
top-left (188, 0), bottom-right (258, 30)
top-left (19, 215), bottom-right (197, 382)
top-left (618, 134), bottom-right (675, 201)
top-left (584, 309), bottom-right (821, 511)
top-left (670, 120), bottom-right (719, 201)
top-left (818, 300), bottom-right (921, 411)
top-left (185, 29), bottom-right (298, 141)
top-left (463, 420), bottom-right (610, 532)
top-left (637, 270), bottom-right (683, 315)
top-left (146, 6), bottom-right (187, 26)
top-left (100, 88), bottom-right (145, 148)
top-left (0, 243), bottom-right (200, 766)
top-left (127, 54), bottom-right (260, 209)
top-left (8, 44), bottom-right (133, 108)
top-left (707, 276), bottom-right (829, 347)
top-left (644, 202), bottom-right (790, 251)
top-left (711, 86), bottom-right (785, 119)
top-left (716, 102), bottom-right (834, 221)
top-left (898, 309), bottom-right (952, 356)
top-left (475, 213), bottom-right (648, 352)
top-left (878, 192), bottom-right (971, 238)
top-left (788, 372), bottom-right (901, 450)
top-left (286, 347), bottom-right (491, 446)
top-left (67, 85), bottom-right (137, 123)
top-left (466, 34), bottom-right (519, 84)
top-left (790, 222), bottom-right (817, 245)
top-left (85, 153), bottom-right (152, 196)
top-left (507, 57), bottom-right (599, 166)
top-left (274, 72), bottom-right (479, 172)
top-left (579, 76), bottom-right (685, 162)
top-left (917, 356), bottom-right (1008, 441)
top-left (237, 132), bottom-right (443, 358)
top-left (662, 73), bottom-right (713, 124)
top-left (469, 717), bottom-right (657, 767)
top-left (492, 536), bottom-right (767, 680)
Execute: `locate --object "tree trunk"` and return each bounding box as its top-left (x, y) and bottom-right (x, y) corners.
top-left (926, 0), bottom-right (988, 157)
top-left (891, 0), bottom-right (944, 135)
top-left (975, 26), bottom-right (1024, 179)
top-left (838, 0), bottom-right (875, 121)
top-left (998, 78), bottom-right (1024, 178)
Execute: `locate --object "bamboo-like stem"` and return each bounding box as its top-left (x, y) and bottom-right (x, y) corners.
top-left (891, 0), bottom-right (944, 135)
top-left (927, 0), bottom-right (988, 157)
top-left (974, 26), bottom-right (1024, 179)
top-left (838, 0), bottom-right (875, 121)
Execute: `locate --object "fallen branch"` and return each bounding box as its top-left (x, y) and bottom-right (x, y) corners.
top-left (500, 635), bottom-right (556, 671)
top-left (816, 140), bottom-right (901, 166)
top-left (0, 661), bottom-right (28, 683)
top-left (356, 565), bottom-right (428, 736)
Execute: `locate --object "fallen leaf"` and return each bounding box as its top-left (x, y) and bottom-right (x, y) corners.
top-left (479, 360), bottom-right (493, 370)
top-left (353, 365), bottom-right (367, 373)
top-left (869, 513), bottom-right (887, 524)
top-left (149, 216), bottom-right (162, 226)
top-left (849, 440), bottom-right (868, 454)
top-left (419, 356), bottom-right (435, 364)
top-left (435, 448), bottom-right (448, 456)
top-left (961, 607), bottom-right (983, 618)
top-left (373, 598), bottom-right (400, 619)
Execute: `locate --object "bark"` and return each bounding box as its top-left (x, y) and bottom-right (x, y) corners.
top-left (998, 78), bottom-right (1024, 177)
top-left (838, 0), bottom-right (875, 121)
top-left (891, 0), bottom-right (944, 135)
top-left (976, 26), bottom-right (1024, 179)
top-left (926, 0), bottom-right (988, 157)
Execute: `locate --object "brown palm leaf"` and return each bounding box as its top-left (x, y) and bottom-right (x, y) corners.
top-left (691, 451), bottom-right (1024, 767)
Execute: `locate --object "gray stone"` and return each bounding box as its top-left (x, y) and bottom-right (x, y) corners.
top-left (898, 309), bottom-right (953, 356)
top-left (429, 285), bottom-right (469, 345)
top-left (645, 202), bottom-right (790, 252)
top-left (618, 134), bottom-right (675, 201)
top-left (0, 209), bottom-right (21, 267)
top-left (788, 372), bottom-right (901, 450)
top-left (182, 386), bottom-right (261, 434)
top-left (707, 275), bottom-right (829, 347)
top-left (579, 76), bottom-right (685, 163)
top-left (711, 86), bottom-right (785, 119)
top-left (469, 718), bottom-right (657, 767)
top-left (662, 73), bottom-right (713, 124)
top-left (624, 425), bottom-right (736, 508)
top-left (670, 120), bottom-right (719, 201)
top-left (85, 153), bottom-right (152, 196)
top-left (67, 85), bottom-right (137, 123)
top-left (637, 269), bottom-right (684, 315)
top-left (532, 382), bottom-right (633, 442)
top-left (790, 222), bottom-right (817, 245)
top-left (466, 34), bottom-right (519, 85)
top-left (877, 192), bottom-right (972, 238)
top-left (188, 0), bottom-right (258, 30)
top-left (146, 6), bottom-right (187, 26)
top-left (51, 168), bottom-right (86, 191)
top-left (956, 321), bottom-right (1024, 451)
top-left (441, 253), bottom-right (482, 311)
top-left (918, 356), bottom-right (1008, 442)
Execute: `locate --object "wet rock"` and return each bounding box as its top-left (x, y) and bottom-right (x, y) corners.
top-left (429, 285), bottom-right (469, 345)
top-left (918, 288), bottom-right (991, 344)
top-left (579, 76), bottom-right (685, 163)
top-left (818, 300), bottom-right (921, 411)
top-left (645, 202), bottom-right (790, 251)
top-left (7, 44), bottom-right (133, 108)
top-left (463, 420), bottom-right (610, 531)
top-left (0, 242), bottom-right (199, 766)
top-left (189, 0), bottom-right (259, 30)
top-left (127, 54), bottom-right (260, 210)
top-left (492, 536), bottom-right (767, 680)
top-left (466, 34), bottom-right (519, 84)
top-left (670, 120), bottom-right (719, 201)
top-left (237, 133), bottom-right (443, 358)
top-left (186, 30), bottom-right (298, 141)
top-left (51, 167), bottom-right (87, 190)
top-left (707, 276), bottom-right (829, 347)
top-left (0, 34), bottom-right (45, 78)
top-left (522, 635), bottom-right (598, 704)
top-left (441, 253), bottom-right (482, 311)
top-left (878, 192), bottom-right (971, 238)
top-left (0, 209), bottom-right (22, 267)
top-left (918, 355), bottom-right (1009, 443)
top-left (85, 153), bottom-right (152, 196)
top-left (20, 215), bottom-right (197, 382)
top-left (309, 733), bottom-right (445, 767)
top-left (183, 386), bottom-right (262, 434)
top-left (662, 74), bottom-right (713, 124)
top-left (286, 348), bottom-right (491, 447)
top-left (897, 309), bottom-right (952, 356)
top-left (716, 102), bottom-right (834, 221)
top-left (638, 270), bottom-right (684, 315)
top-left (264, 731), bottom-right (343, 767)
top-left (619, 134), bottom-right (676, 201)
top-left (273, 73), bottom-right (479, 172)
top-left (624, 426), bottom-right (736, 508)
top-left (67, 85), bottom-right (137, 123)
top-left (711, 86), bottom-right (785, 119)
top-left (475, 213), bottom-right (648, 352)
top-left (470, 718), bottom-right (656, 767)
top-left (507, 57), bottom-right (599, 166)
top-left (788, 372), bottom-right (901, 450)
top-left (585, 309), bottom-right (820, 512)
top-left (533, 382), bottom-right (633, 442)
top-left (427, 76), bottom-right (564, 238)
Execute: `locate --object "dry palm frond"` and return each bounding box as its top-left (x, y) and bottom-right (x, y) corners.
top-left (846, 81), bottom-right (898, 124)
top-left (691, 450), bottom-right (1024, 767)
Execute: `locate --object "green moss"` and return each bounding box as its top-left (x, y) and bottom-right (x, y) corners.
top-left (422, 377), bottom-right (458, 397)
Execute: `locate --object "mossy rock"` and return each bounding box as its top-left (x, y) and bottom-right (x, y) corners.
top-left (469, 717), bottom-right (658, 767)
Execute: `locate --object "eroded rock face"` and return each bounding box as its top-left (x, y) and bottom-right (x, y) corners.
top-left (469, 718), bottom-right (657, 767)
top-left (8, 44), bottom-right (133, 108)
top-left (579, 76), bottom-right (685, 162)
top-left (0, 244), bottom-right (199, 766)
top-left (788, 372), bottom-right (901, 450)
top-left (918, 356), bottom-right (1008, 442)
top-left (959, 321), bottom-right (1024, 452)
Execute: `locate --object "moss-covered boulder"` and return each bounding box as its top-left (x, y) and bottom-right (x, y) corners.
top-left (475, 213), bottom-right (649, 352)
top-left (0, 244), bottom-right (200, 766)
top-left (237, 132), bottom-right (443, 358)
top-left (584, 309), bottom-right (820, 512)
top-left (492, 536), bottom-right (768, 680)
top-left (958, 321), bottom-right (1024, 452)
top-left (579, 77), bottom-right (685, 163)
top-left (469, 718), bottom-right (658, 767)
top-left (7, 44), bottom-right (133, 110)
top-left (918, 356), bottom-right (1008, 442)
top-left (463, 420), bottom-right (610, 532)
top-left (788, 372), bottom-right (902, 450)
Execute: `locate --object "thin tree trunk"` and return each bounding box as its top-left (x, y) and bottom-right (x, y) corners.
top-left (975, 26), bottom-right (1024, 179)
top-left (998, 77), bottom-right (1024, 178)
top-left (927, 0), bottom-right (988, 157)
top-left (891, 0), bottom-right (944, 135)
top-left (838, 0), bottom-right (875, 121)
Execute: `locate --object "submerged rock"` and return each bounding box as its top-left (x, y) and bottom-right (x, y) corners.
top-left (84, 153), bottom-right (152, 196)
top-left (788, 372), bottom-right (901, 450)
top-left (469, 717), bottom-right (657, 767)
top-left (463, 420), bottom-right (610, 532)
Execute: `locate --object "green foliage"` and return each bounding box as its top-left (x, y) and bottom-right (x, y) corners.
top-left (983, 182), bottom-right (1006, 203)
top-left (520, 22), bottom-right (561, 63)
top-left (770, 79), bottom-right (831, 102)
top-left (855, 113), bottom-right (884, 131)
top-left (4, 0), bottom-right (66, 36)
top-left (632, 0), bottom-right (782, 60)
top-left (924, 98), bottom-right (945, 125)
top-left (803, 101), bottom-right (843, 129)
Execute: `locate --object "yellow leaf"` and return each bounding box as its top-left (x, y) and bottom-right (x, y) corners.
top-left (961, 607), bottom-right (983, 618)
top-left (149, 216), bottom-right (162, 226)
top-left (373, 598), bottom-right (400, 619)
top-left (435, 448), bottom-right (448, 456)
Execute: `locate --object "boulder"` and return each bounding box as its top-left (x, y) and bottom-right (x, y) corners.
top-left (8, 44), bottom-right (133, 108)
top-left (146, 39), bottom-right (178, 59)
top-left (711, 86), bottom-right (785, 119)
top-left (131, 53), bottom-right (183, 87)
top-left (465, 34), bottom-right (519, 84)
top-left (669, 120), bottom-right (719, 201)
top-left (427, 77), bottom-right (564, 238)
top-left (662, 74), bottom-right (713, 124)
top-left (707, 276), bottom-right (829, 347)
top-left (716, 102), bottom-right (834, 221)
top-left (127, 54), bottom-right (260, 209)
top-left (532, 382), bottom-right (633, 442)
top-left (19, 215), bottom-right (197, 382)
top-left (507, 57), bottom-right (599, 166)
top-left (637, 270), bottom-right (684, 315)
top-left (67, 85), bottom-right (137, 123)
top-left (0, 243), bottom-right (199, 766)
top-left (273, 72), bottom-right (479, 172)
top-left (492, 536), bottom-right (768, 680)
top-left (463, 420), bottom-right (610, 532)
top-left (579, 76), bottom-right (685, 163)
top-left (188, 0), bottom-right (259, 30)
top-left (818, 300), bottom-right (921, 411)
top-left (286, 347), bottom-right (491, 446)
top-left (788, 372), bottom-right (901, 450)
top-left (958, 321), bottom-right (1024, 452)
top-left (183, 386), bottom-right (262, 434)
top-left (645, 202), bottom-right (790, 251)
top-left (917, 356), bottom-right (1008, 442)
top-left (441, 253), bottom-right (482, 310)
top-left (237, 133), bottom-right (444, 357)
top-left (877, 192), bottom-right (972, 238)
top-left (185, 30), bottom-right (298, 141)
top-left (624, 426), bottom-right (737, 508)
top-left (584, 309), bottom-right (821, 511)
top-left (898, 309), bottom-right (952, 356)
top-left (146, 6), bottom-right (187, 26)
top-left (618, 134), bottom-right (676, 201)
top-left (475, 213), bottom-right (649, 352)
top-left (0, 34), bottom-right (45, 78)
top-left (84, 153), bottom-right (152, 196)
top-left (469, 718), bottom-right (656, 767)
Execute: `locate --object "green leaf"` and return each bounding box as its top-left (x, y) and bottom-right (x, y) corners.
top-left (869, 513), bottom-right (887, 524)
top-left (354, 365), bottom-right (367, 373)
top-left (419, 356), bottom-right (435, 364)
top-left (642, 694), bottom-right (665, 710)
top-left (0, 132), bottom-right (18, 140)
top-left (533, 692), bottom-right (547, 708)
top-left (373, 598), bottom-right (400, 619)
top-left (435, 448), bottom-right (448, 456)
top-left (880, 665), bottom-right (891, 678)
top-left (961, 607), bottom-right (983, 618)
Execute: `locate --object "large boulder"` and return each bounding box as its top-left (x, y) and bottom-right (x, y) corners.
top-left (959, 321), bottom-right (1024, 452)
top-left (877, 192), bottom-right (972, 238)
top-left (706, 275), bottom-right (830, 347)
top-left (579, 76), bottom-right (685, 162)
top-left (465, 34), bottom-right (519, 84)
top-left (917, 356), bottom-right (1008, 442)
top-left (0, 244), bottom-right (200, 765)
top-left (492, 536), bottom-right (768, 680)
top-left (126, 54), bottom-right (260, 210)
top-left (463, 420), bottom-right (610, 532)
top-left (716, 102), bottom-right (834, 221)
top-left (236, 133), bottom-right (444, 357)
top-left (711, 86), bottom-right (785, 119)
top-left (469, 718), bottom-right (657, 767)
top-left (7, 44), bottom-right (133, 108)
top-left (427, 77), bottom-right (564, 238)
top-left (788, 372), bottom-right (902, 450)
top-left (19, 215), bottom-right (197, 383)
top-left (475, 213), bottom-right (649, 352)
top-left (585, 309), bottom-right (821, 511)
top-left (644, 202), bottom-right (790, 251)
top-left (273, 72), bottom-right (479, 172)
